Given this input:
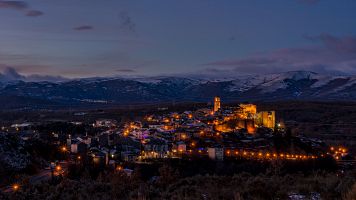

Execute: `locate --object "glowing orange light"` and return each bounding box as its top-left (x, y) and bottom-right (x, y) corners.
top-left (13, 184), bottom-right (19, 191)
top-left (56, 165), bottom-right (61, 171)
top-left (123, 130), bottom-right (129, 136)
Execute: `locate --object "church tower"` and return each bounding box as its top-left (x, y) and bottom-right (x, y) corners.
top-left (213, 96), bottom-right (221, 112)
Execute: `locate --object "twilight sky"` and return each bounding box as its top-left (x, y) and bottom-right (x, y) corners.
top-left (0, 0), bottom-right (356, 78)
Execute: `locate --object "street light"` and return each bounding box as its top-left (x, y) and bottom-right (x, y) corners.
top-left (116, 166), bottom-right (123, 171)
top-left (13, 184), bottom-right (19, 191)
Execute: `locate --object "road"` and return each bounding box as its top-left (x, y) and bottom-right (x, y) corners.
top-left (1, 161), bottom-right (68, 193)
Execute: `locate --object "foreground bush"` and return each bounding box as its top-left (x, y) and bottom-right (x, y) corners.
top-left (1, 169), bottom-right (355, 200)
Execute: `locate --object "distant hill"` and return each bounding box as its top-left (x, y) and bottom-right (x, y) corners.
top-left (1, 71), bottom-right (356, 109)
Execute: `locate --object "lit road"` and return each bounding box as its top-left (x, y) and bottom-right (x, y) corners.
top-left (0, 161), bottom-right (68, 193)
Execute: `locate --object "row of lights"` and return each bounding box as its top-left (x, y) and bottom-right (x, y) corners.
top-left (168, 148), bottom-right (319, 160)
top-left (225, 150), bottom-right (317, 160)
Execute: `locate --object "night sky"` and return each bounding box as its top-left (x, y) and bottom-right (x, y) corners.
top-left (0, 0), bottom-right (356, 78)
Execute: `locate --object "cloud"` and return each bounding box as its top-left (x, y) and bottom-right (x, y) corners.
top-left (73, 25), bottom-right (94, 31)
top-left (0, 1), bottom-right (28, 9)
top-left (0, 67), bottom-right (24, 82)
top-left (116, 68), bottom-right (136, 73)
top-left (304, 33), bottom-right (356, 54)
top-left (0, 67), bottom-right (68, 82)
top-left (297, 0), bottom-right (320, 5)
top-left (202, 34), bottom-right (356, 75)
top-left (0, 0), bottom-right (43, 17)
top-left (118, 11), bottom-right (136, 33)
top-left (26, 10), bottom-right (43, 17)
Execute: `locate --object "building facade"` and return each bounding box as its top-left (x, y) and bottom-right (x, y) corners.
top-left (214, 96), bottom-right (221, 112)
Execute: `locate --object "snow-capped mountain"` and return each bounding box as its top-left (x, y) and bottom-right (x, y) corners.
top-left (0, 71), bottom-right (356, 109)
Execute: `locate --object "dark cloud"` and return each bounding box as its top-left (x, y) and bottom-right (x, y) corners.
top-left (297, 0), bottom-right (320, 5)
top-left (0, 1), bottom-right (44, 17)
top-left (0, 67), bottom-right (24, 82)
top-left (73, 25), bottom-right (94, 31)
top-left (116, 68), bottom-right (136, 73)
top-left (202, 34), bottom-right (356, 75)
top-left (26, 10), bottom-right (43, 17)
top-left (0, 1), bottom-right (28, 10)
top-left (0, 67), bottom-right (68, 82)
top-left (118, 11), bottom-right (136, 33)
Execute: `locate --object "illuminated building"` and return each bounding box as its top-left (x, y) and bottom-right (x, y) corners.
top-left (89, 150), bottom-right (108, 167)
top-left (215, 123), bottom-right (233, 133)
top-left (208, 147), bottom-right (224, 160)
top-left (256, 111), bottom-right (275, 129)
top-left (70, 140), bottom-right (87, 154)
top-left (238, 104), bottom-right (257, 119)
top-left (222, 119), bottom-right (255, 134)
top-left (213, 96), bottom-right (221, 112)
top-left (142, 138), bottom-right (169, 158)
top-left (176, 142), bottom-right (186, 152)
top-left (245, 119), bottom-right (256, 134)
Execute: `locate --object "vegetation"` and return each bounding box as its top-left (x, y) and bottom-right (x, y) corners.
top-left (1, 156), bottom-right (355, 200)
top-left (1, 168), bottom-right (355, 200)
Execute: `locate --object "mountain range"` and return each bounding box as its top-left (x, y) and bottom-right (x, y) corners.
top-left (0, 70), bottom-right (355, 110)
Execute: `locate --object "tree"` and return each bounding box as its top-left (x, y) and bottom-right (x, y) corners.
top-left (157, 165), bottom-right (180, 188)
